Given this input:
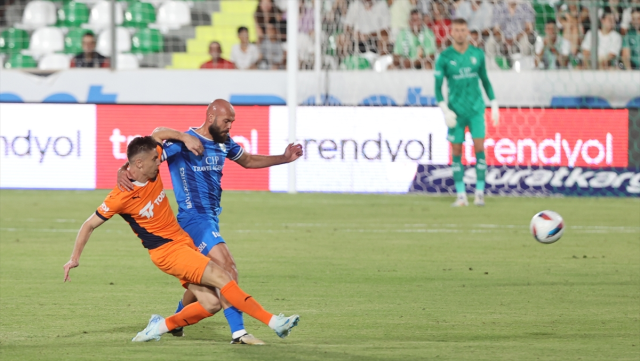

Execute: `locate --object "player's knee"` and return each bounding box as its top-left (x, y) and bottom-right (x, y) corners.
top-left (203, 261), bottom-right (232, 287)
top-left (199, 294), bottom-right (222, 314)
top-left (224, 263), bottom-right (238, 281)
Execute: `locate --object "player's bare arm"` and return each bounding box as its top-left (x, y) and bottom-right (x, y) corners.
top-left (235, 143), bottom-right (303, 169)
top-left (63, 213), bottom-right (106, 282)
top-left (151, 127), bottom-right (204, 156)
top-left (117, 128), bottom-right (203, 191)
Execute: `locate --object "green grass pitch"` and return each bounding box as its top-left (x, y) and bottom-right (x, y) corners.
top-left (0, 190), bottom-right (638, 361)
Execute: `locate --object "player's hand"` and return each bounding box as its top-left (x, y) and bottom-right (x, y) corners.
top-left (117, 166), bottom-right (135, 192)
top-left (283, 143), bottom-right (303, 163)
top-left (438, 101), bottom-right (457, 128)
top-left (491, 100), bottom-right (500, 127)
top-left (63, 259), bottom-right (79, 282)
top-left (183, 134), bottom-right (204, 156)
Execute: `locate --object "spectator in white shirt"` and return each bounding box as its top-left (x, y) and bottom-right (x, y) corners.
top-left (231, 26), bottom-right (261, 70)
top-left (455, 0), bottom-right (493, 36)
top-left (341, 0), bottom-right (391, 54)
top-left (535, 20), bottom-right (571, 69)
top-left (581, 12), bottom-right (622, 69)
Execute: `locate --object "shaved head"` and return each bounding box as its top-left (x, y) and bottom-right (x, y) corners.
top-left (205, 99), bottom-right (236, 143)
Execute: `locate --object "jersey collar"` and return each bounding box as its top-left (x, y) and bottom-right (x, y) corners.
top-left (189, 127), bottom-right (220, 144)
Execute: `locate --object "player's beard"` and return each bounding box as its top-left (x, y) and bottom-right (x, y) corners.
top-left (208, 122), bottom-right (229, 143)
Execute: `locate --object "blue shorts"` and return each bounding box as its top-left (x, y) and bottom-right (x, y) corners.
top-left (177, 215), bottom-right (225, 256)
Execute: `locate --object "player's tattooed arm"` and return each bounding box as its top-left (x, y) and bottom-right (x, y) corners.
top-left (151, 127), bottom-right (204, 156)
top-left (235, 143), bottom-right (303, 169)
top-left (63, 213), bottom-right (106, 282)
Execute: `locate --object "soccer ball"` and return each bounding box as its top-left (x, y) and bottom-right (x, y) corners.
top-left (530, 210), bottom-right (565, 244)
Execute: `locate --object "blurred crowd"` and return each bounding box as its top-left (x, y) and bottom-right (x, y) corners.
top-left (201, 0), bottom-right (639, 70)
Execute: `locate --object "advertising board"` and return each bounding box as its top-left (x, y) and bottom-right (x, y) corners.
top-left (0, 104), bottom-right (96, 189)
top-left (95, 105), bottom-right (270, 191)
top-left (269, 107), bottom-right (449, 192)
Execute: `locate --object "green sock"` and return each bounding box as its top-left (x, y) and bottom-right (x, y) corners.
top-left (475, 151), bottom-right (486, 192)
top-left (452, 155), bottom-right (465, 195)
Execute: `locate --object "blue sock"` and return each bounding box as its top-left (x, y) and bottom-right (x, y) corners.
top-left (224, 307), bottom-right (246, 338)
top-left (175, 300), bottom-right (184, 314)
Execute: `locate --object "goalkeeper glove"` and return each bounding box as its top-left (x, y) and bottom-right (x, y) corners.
top-left (491, 100), bottom-right (500, 127)
top-left (438, 101), bottom-right (457, 128)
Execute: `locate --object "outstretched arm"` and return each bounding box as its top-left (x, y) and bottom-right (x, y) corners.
top-left (63, 213), bottom-right (106, 282)
top-left (235, 143), bottom-right (303, 169)
top-left (151, 127), bottom-right (203, 156)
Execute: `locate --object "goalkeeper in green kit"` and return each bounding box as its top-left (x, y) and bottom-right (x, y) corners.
top-left (434, 18), bottom-right (500, 207)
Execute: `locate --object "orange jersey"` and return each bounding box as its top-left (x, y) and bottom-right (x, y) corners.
top-left (95, 145), bottom-right (190, 249)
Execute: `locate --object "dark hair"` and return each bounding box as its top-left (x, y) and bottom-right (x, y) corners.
top-left (410, 9), bottom-right (420, 16)
top-left (632, 8), bottom-right (640, 14)
top-left (470, 30), bottom-right (479, 35)
top-left (546, 19), bottom-right (556, 25)
top-left (127, 136), bottom-right (158, 161)
top-left (452, 18), bottom-right (468, 25)
top-left (209, 41), bottom-right (221, 50)
top-left (82, 32), bottom-right (95, 39)
top-left (601, 10), bottom-right (612, 20)
top-left (237, 26), bottom-right (248, 34)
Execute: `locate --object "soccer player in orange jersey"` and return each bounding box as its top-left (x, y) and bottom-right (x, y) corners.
top-left (63, 134), bottom-right (299, 342)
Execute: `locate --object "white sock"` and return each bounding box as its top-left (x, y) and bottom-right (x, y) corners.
top-left (268, 315), bottom-right (279, 329)
top-left (232, 329), bottom-right (247, 339)
top-left (158, 320), bottom-right (169, 334)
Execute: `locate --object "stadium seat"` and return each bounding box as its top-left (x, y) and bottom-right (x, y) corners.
top-left (0, 28), bottom-right (30, 54)
top-left (64, 28), bottom-right (91, 54)
top-left (57, 1), bottom-right (90, 27)
top-left (131, 28), bottom-right (163, 53)
top-left (153, 1), bottom-right (191, 33)
top-left (4, 53), bottom-right (38, 69)
top-left (28, 27), bottom-right (65, 59)
top-left (16, 1), bottom-right (57, 30)
top-left (124, 2), bottom-right (157, 28)
top-left (87, 0), bottom-right (124, 32)
top-left (116, 53), bottom-right (139, 69)
top-left (96, 27), bottom-right (131, 56)
top-left (38, 53), bottom-right (71, 70)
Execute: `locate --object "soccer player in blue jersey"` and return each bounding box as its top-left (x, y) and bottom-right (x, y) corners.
top-left (118, 99), bottom-right (303, 345)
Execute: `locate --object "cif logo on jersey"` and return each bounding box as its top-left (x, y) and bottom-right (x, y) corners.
top-left (205, 156), bottom-right (220, 165)
top-left (138, 191), bottom-right (166, 219)
top-left (139, 202), bottom-right (154, 219)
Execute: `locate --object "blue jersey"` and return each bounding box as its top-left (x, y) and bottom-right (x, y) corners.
top-left (162, 128), bottom-right (244, 219)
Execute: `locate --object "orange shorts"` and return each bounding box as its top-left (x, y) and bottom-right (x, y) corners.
top-left (148, 236), bottom-right (211, 289)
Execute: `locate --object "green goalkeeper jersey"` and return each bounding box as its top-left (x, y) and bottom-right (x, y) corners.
top-left (435, 45), bottom-right (495, 120)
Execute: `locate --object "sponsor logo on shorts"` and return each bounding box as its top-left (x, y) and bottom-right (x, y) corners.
top-left (99, 202), bottom-right (109, 212)
top-left (212, 231), bottom-right (221, 238)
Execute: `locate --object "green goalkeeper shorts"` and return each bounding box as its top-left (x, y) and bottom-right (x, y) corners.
top-left (446, 112), bottom-right (486, 144)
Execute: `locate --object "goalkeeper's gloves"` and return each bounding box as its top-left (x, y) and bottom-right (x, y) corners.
top-left (438, 101), bottom-right (457, 128)
top-left (491, 99), bottom-right (500, 127)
